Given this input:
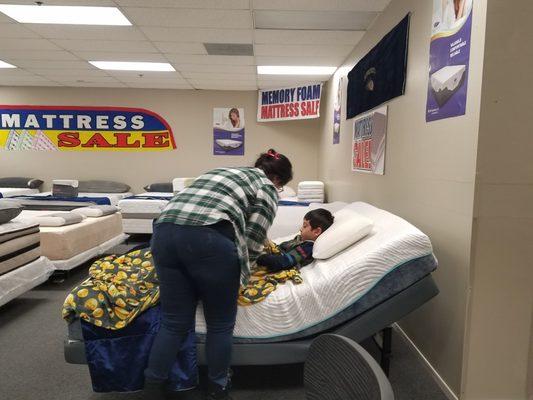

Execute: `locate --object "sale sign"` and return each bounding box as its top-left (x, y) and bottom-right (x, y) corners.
top-left (0, 105), bottom-right (176, 151)
top-left (257, 83), bottom-right (323, 122)
top-left (352, 106), bottom-right (388, 175)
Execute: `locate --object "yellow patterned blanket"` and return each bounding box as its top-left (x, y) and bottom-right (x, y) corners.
top-left (62, 242), bottom-right (303, 329)
top-left (62, 249), bottom-right (159, 330)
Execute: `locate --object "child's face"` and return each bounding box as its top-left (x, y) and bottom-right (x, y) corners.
top-left (300, 219), bottom-right (322, 241)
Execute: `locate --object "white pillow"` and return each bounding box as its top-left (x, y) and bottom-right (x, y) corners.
top-left (172, 177), bottom-right (196, 193)
top-left (71, 205), bottom-right (119, 218)
top-left (34, 212), bottom-right (84, 227)
top-left (312, 209), bottom-right (374, 259)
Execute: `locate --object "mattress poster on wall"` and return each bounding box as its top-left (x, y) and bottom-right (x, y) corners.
top-left (0, 106), bottom-right (176, 151)
top-left (333, 77), bottom-right (343, 144)
top-left (426, 0), bottom-right (473, 122)
top-left (257, 83), bottom-right (322, 122)
top-left (352, 106), bottom-right (388, 175)
top-left (213, 107), bottom-right (245, 156)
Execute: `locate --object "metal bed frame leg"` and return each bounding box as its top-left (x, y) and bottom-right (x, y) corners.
top-left (372, 326), bottom-right (392, 376)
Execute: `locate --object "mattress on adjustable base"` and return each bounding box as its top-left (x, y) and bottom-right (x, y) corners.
top-left (13, 211), bottom-right (123, 261)
top-left (196, 201), bottom-right (437, 342)
top-left (0, 222), bottom-right (41, 276)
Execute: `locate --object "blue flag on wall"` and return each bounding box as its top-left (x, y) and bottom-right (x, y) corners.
top-left (346, 14), bottom-right (410, 119)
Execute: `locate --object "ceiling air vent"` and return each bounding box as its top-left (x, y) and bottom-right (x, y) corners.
top-left (204, 43), bottom-right (254, 56)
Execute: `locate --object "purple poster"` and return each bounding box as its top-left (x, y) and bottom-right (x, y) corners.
top-left (213, 107), bottom-right (244, 156)
top-left (333, 77), bottom-right (342, 144)
top-left (426, 0), bottom-right (473, 122)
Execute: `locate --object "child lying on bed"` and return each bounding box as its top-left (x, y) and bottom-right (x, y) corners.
top-left (238, 209), bottom-right (334, 305)
top-left (256, 208), bottom-right (335, 272)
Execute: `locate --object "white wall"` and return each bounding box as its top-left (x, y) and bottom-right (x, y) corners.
top-left (462, 0), bottom-right (533, 398)
top-left (0, 87), bottom-right (320, 192)
top-left (318, 0), bottom-right (487, 395)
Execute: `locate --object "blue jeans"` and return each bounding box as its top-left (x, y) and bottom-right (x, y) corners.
top-left (144, 222), bottom-right (240, 388)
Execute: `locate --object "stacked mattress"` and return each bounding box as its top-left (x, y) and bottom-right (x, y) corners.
top-left (0, 221), bottom-right (54, 307)
top-left (297, 181), bottom-right (325, 203)
top-left (118, 192), bottom-right (174, 234)
top-left (13, 210), bottom-right (127, 271)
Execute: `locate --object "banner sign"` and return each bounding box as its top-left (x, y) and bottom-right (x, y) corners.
top-left (257, 83), bottom-right (322, 122)
top-left (213, 107), bottom-right (244, 156)
top-left (352, 106), bottom-right (388, 175)
top-left (0, 105), bottom-right (176, 151)
top-left (426, 0), bottom-right (473, 122)
top-left (347, 14), bottom-right (409, 119)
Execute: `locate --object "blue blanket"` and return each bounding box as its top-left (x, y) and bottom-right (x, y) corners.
top-left (81, 305), bottom-right (197, 393)
top-left (13, 195), bottom-right (111, 205)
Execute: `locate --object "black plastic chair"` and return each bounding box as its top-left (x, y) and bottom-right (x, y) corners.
top-left (304, 334), bottom-right (394, 400)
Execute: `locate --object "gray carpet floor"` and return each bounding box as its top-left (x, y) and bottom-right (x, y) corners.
top-left (0, 256), bottom-right (449, 400)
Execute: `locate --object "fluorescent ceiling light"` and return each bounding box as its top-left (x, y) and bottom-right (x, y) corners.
top-left (89, 61), bottom-right (176, 72)
top-left (0, 60), bottom-right (16, 68)
top-left (257, 66), bottom-right (337, 75)
top-left (0, 5), bottom-right (131, 25)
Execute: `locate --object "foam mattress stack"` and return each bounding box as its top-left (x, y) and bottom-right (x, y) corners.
top-left (0, 221), bottom-right (53, 307)
top-left (297, 181), bottom-right (325, 203)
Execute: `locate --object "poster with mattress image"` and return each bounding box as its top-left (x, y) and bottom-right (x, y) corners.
top-left (426, 0), bottom-right (473, 122)
top-left (333, 77), bottom-right (343, 145)
top-left (352, 106), bottom-right (387, 175)
top-left (213, 107), bottom-right (244, 156)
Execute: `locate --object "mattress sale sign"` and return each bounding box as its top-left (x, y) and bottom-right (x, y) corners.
top-left (352, 106), bottom-right (388, 175)
top-left (257, 83), bottom-right (322, 122)
top-left (0, 106), bottom-right (176, 151)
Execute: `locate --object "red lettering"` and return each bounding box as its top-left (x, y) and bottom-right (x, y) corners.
top-left (261, 105), bottom-right (269, 119)
top-left (114, 132), bottom-right (140, 148)
top-left (58, 132), bottom-right (81, 147)
top-left (81, 132), bottom-right (112, 148)
top-left (353, 140), bottom-right (372, 170)
top-left (143, 132), bottom-right (169, 148)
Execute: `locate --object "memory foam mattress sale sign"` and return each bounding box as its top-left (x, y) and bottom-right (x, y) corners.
top-left (257, 83), bottom-right (322, 122)
top-left (0, 106), bottom-right (176, 151)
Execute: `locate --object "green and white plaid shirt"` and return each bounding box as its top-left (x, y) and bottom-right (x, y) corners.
top-left (156, 167), bottom-right (279, 285)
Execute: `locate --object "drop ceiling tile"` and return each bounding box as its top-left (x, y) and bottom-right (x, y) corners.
top-left (255, 44), bottom-right (354, 57)
top-left (255, 55), bottom-right (346, 66)
top-left (140, 27), bottom-right (253, 44)
top-left (28, 69), bottom-right (110, 78)
top-left (252, 0), bottom-right (390, 12)
top-left (12, 60), bottom-right (94, 69)
top-left (0, 69), bottom-right (36, 78)
top-left (187, 78), bottom-right (257, 85)
top-left (255, 29), bottom-right (365, 46)
top-left (122, 8), bottom-right (252, 29)
top-left (50, 76), bottom-right (121, 83)
top-left (3, 0), bottom-right (115, 5)
top-left (0, 81), bottom-right (64, 87)
top-left (73, 52), bottom-right (168, 62)
top-left (258, 75), bottom-right (331, 83)
top-left (153, 42), bottom-right (207, 55)
top-left (0, 38), bottom-right (61, 51)
top-left (254, 10), bottom-right (378, 30)
top-left (164, 54), bottom-right (254, 65)
top-left (192, 83), bottom-right (257, 90)
top-left (116, 0), bottom-right (249, 9)
top-left (0, 74), bottom-right (52, 82)
top-left (0, 50), bottom-right (79, 61)
top-left (52, 39), bottom-right (158, 53)
top-left (0, 23), bottom-right (40, 39)
top-left (125, 82), bottom-right (194, 89)
top-left (174, 64), bottom-right (256, 74)
top-left (27, 25), bottom-right (147, 41)
top-left (107, 71), bottom-right (185, 81)
top-left (182, 72), bottom-right (256, 82)
top-left (60, 81), bottom-right (128, 88)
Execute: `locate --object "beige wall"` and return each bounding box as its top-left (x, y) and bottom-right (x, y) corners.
top-left (0, 87), bottom-right (320, 192)
top-left (318, 0), bottom-right (487, 395)
top-left (462, 1), bottom-right (533, 398)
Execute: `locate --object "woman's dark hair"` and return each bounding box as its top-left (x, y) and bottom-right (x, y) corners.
top-left (304, 209), bottom-right (334, 232)
top-left (254, 148), bottom-right (293, 187)
top-left (228, 108), bottom-right (240, 118)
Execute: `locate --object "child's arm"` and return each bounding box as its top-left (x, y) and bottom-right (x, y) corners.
top-left (256, 241), bottom-right (314, 272)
